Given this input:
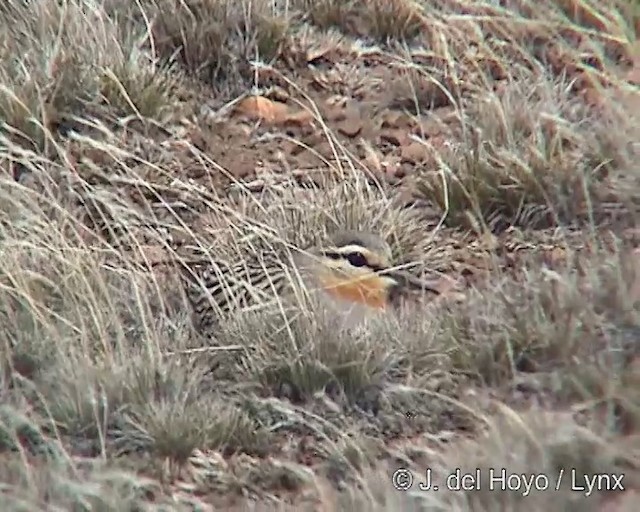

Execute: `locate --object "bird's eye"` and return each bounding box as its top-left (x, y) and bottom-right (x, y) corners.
top-left (346, 252), bottom-right (367, 268)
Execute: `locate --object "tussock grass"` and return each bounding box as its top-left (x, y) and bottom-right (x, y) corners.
top-left (0, 444), bottom-right (169, 511)
top-left (333, 406), bottom-right (640, 511)
top-left (0, 0), bottom-right (639, 509)
top-left (412, 70), bottom-right (639, 231)
top-left (0, 0), bottom-right (184, 152)
top-left (147, 0), bottom-right (289, 86)
top-left (442, 244), bottom-right (640, 401)
top-left (301, 0), bottom-right (424, 42)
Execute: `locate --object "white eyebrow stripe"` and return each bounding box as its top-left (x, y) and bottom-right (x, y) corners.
top-left (330, 244), bottom-right (372, 254)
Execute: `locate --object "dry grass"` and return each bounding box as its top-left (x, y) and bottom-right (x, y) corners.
top-left (0, 0), bottom-right (639, 510)
top-left (413, 73), bottom-right (639, 230)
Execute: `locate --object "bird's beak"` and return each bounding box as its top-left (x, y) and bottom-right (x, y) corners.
top-left (386, 270), bottom-right (442, 295)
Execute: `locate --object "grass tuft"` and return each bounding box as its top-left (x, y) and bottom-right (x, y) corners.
top-left (148, 0), bottom-right (289, 86)
top-left (0, 1), bottom-right (183, 152)
top-left (412, 72), bottom-right (639, 230)
top-left (303, 0), bottom-right (423, 42)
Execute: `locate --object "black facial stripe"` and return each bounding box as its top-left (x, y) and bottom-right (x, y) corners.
top-left (321, 251), bottom-right (386, 273)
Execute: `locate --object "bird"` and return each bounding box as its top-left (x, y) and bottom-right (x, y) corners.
top-left (174, 229), bottom-right (439, 332)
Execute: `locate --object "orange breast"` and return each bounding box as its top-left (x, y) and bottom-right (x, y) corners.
top-left (320, 274), bottom-right (388, 309)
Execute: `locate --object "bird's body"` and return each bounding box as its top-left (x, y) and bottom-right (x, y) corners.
top-left (178, 230), bottom-right (431, 331)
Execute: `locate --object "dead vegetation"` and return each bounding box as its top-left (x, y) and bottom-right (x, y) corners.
top-left (0, 0), bottom-right (639, 510)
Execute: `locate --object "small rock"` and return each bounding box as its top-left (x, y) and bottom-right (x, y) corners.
top-left (234, 96), bottom-right (289, 124)
top-left (336, 115), bottom-right (363, 137)
top-left (380, 110), bottom-right (414, 130)
top-left (400, 141), bottom-right (430, 164)
top-left (379, 129), bottom-right (407, 147)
